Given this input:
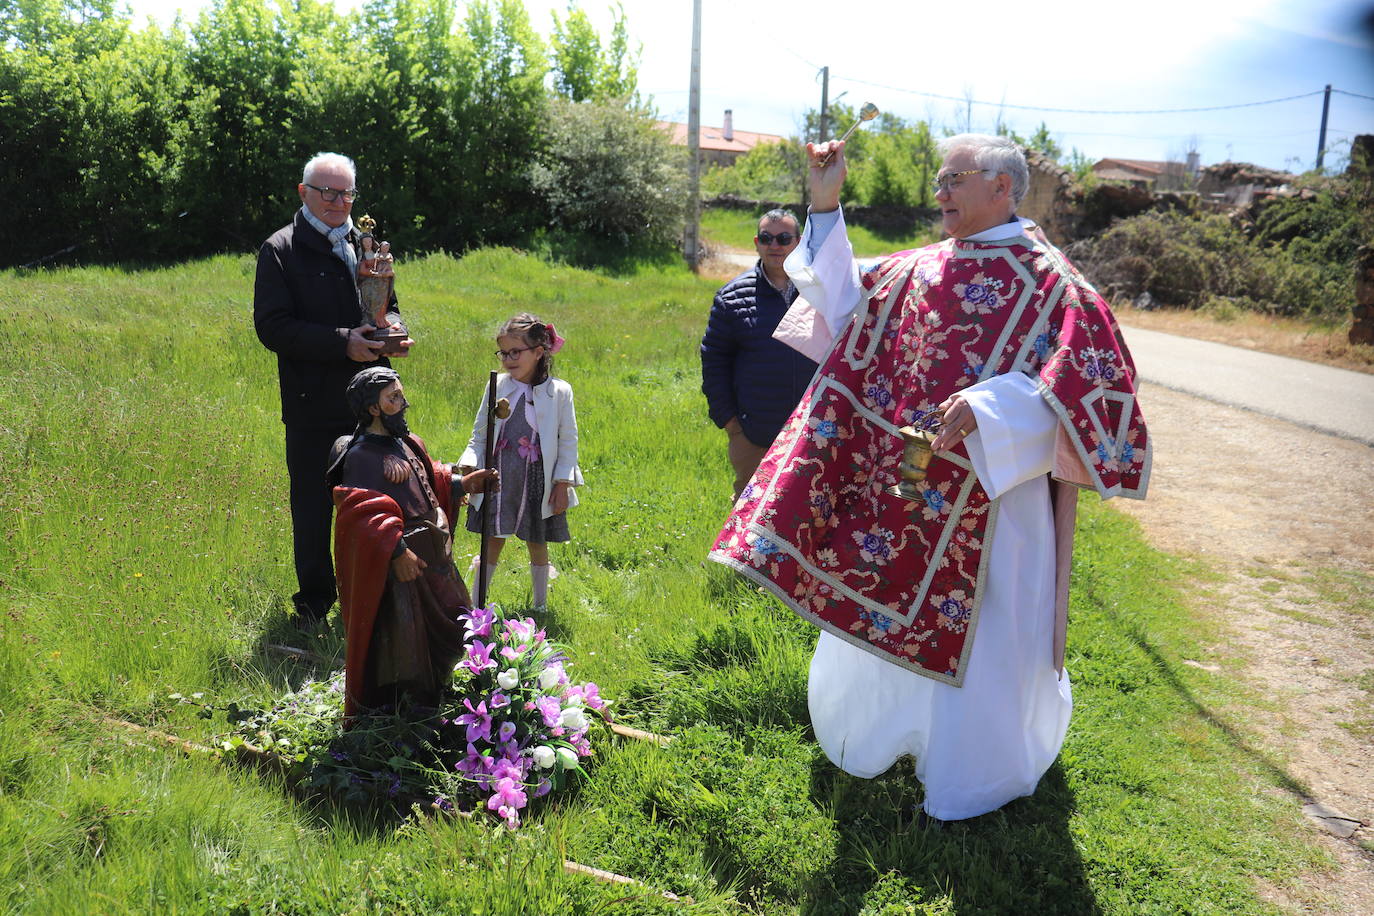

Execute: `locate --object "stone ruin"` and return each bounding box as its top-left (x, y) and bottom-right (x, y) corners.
top-left (1354, 244), bottom-right (1374, 347)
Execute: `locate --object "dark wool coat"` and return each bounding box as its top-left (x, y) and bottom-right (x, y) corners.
top-left (254, 209), bottom-right (400, 431)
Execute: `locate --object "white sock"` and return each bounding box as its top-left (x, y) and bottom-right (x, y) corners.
top-left (531, 563), bottom-right (550, 608)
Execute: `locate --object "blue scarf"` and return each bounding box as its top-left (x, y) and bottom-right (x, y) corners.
top-left (300, 206), bottom-right (356, 274)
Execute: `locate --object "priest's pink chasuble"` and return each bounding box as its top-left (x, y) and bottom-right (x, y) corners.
top-left (709, 228), bottom-right (1149, 686)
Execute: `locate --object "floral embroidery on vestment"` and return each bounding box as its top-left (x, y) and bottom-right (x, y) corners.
top-left (709, 229), bottom-right (1149, 686)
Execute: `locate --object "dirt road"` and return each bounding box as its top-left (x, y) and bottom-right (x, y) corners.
top-left (1115, 380), bottom-right (1374, 913)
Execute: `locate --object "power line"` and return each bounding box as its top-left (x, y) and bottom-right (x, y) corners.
top-left (1334, 88), bottom-right (1374, 102)
top-left (729, 8), bottom-right (820, 71)
top-left (1058, 125), bottom-right (1365, 141)
top-left (832, 77), bottom-right (1332, 115)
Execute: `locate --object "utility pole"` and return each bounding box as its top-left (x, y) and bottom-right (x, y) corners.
top-left (1316, 83), bottom-right (1332, 173)
top-left (818, 66), bottom-right (830, 143)
top-left (683, 0), bottom-right (702, 269)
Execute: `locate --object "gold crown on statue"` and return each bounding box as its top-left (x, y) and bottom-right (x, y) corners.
top-left (357, 214), bottom-right (376, 234)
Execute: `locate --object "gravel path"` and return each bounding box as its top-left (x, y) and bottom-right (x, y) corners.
top-left (1121, 324), bottom-right (1374, 446)
top-left (1114, 360), bottom-right (1374, 913)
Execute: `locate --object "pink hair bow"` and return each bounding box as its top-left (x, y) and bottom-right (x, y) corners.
top-left (545, 323), bottom-right (565, 354)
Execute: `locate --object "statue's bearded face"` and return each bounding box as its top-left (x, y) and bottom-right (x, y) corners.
top-left (371, 380), bottom-right (410, 437)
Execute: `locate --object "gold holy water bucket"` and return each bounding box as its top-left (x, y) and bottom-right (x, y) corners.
top-left (885, 425), bottom-right (939, 501)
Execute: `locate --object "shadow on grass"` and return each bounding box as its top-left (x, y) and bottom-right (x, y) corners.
top-left (224, 605), bottom-right (344, 694)
top-left (804, 758), bottom-right (1100, 914)
top-left (523, 230), bottom-right (682, 276)
top-left (1112, 614), bottom-right (1313, 802)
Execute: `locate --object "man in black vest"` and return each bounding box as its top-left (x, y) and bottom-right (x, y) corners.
top-left (254, 152), bottom-right (410, 628)
top-left (701, 209), bottom-right (819, 500)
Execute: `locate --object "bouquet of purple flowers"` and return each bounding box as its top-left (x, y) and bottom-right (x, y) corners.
top-left (445, 606), bottom-right (608, 828)
top-left (202, 606), bottom-right (608, 829)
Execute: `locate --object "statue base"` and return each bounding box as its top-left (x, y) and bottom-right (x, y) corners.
top-left (366, 324), bottom-right (409, 356)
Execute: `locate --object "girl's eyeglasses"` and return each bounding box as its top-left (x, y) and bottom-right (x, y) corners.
top-left (495, 347), bottom-right (534, 360)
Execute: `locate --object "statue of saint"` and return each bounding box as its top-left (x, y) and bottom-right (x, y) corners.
top-left (355, 216), bottom-right (405, 354)
top-left (328, 367), bottom-right (497, 720)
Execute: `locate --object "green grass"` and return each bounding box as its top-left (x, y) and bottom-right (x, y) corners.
top-left (1, 249), bottom-right (1329, 912)
top-left (701, 208), bottom-right (941, 260)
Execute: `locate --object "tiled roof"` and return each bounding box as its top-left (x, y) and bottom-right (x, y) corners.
top-left (655, 121), bottom-right (788, 154)
top-left (1093, 166), bottom-right (1155, 182)
top-left (1092, 158), bottom-right (1189, 177)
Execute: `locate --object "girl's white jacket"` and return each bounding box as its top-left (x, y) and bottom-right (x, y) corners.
top-left (459, 374), bottom-right (584, 519)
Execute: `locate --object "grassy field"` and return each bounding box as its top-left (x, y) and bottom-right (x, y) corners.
top-left (701, 208), bottom-right (941, 260)
top-left (0, 249), bottom-right (1329, 913)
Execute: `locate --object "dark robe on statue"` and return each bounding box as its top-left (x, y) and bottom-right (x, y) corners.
top-left (331, 432), bottom-right (470, 721)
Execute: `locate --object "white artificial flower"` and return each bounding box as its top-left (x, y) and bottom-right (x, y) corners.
top-left (532, 746), bottom-right (556, 769)
top-left (497, 668), bottom-right (520, 690)
top-left (538, 667), bottom-right (561, 691)
top-left (558, 706), bottom-right (588, 731)
top-left (555, 746), bottom-right (579, 770)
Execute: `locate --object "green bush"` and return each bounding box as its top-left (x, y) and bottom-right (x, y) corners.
top-left (0, 0), bottom-right (685, 266)
top-left (529, 97), bottom-right (688, 247)
top-left (1071, 207), bottom-right (1357, 320)
top-left (701, 138), bottom-right (806, 202)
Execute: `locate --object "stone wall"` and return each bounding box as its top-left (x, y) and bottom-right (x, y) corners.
top-left (1353, 244), bottom-right (1374, 347)
top-left (1018, 151), bottom-right (1080, 246)
top-left (703, 194), bottom-right (938, 237)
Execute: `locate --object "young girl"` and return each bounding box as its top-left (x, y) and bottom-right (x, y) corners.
top-left (459, 314), bottom-right (583, 611)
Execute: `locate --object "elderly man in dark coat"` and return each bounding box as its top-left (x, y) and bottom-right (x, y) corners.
top-left (254, 152), bottom-right (410, 628)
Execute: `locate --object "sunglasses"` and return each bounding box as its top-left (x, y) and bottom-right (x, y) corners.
top-left (757, 231), bottom-right (795, 246)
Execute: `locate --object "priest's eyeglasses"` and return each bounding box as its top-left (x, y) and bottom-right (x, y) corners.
top-left (930, 169), bottom-right (989, 194)
top-left (304, 183), bottom-right (360, 203)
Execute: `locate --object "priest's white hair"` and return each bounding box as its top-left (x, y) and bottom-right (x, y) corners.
top-left (938, 134), bottom-right (1029, 205)
top-left (302, 152), bottom-right (357, 185)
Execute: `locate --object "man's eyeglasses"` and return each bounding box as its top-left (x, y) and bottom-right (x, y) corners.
top-left (303, 183), bottom-right (360, 203)
top-left (495, 347), bottom-right (534, 360)
top-left (930, 169), bottom-right (989, 194)
top-left (757, 231), bottom-right (795, 246)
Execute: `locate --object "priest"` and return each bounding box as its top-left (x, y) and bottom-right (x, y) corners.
top-left (709, 134), bottom-right (1150, 821)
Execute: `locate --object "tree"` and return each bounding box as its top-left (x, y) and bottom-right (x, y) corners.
top-left (0, 0), bottom-right (675, 266)
top-left (700, 139), bottom-right (806, 202)
top-left (548, 2), bottom-right (638, 105)
top-left (1000, 121), bottom-right (1063, 163)
top-left (804, 103), bottom-right (940, 207)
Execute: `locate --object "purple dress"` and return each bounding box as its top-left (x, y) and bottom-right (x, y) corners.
top-left (465, 392), bottom-right (571, 543)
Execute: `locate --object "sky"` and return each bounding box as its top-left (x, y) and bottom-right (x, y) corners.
top-left (123, 0), bottom-right (1374, 172)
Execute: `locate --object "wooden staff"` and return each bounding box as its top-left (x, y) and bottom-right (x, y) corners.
top-left (475, 371), bottom-right (509, 608)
